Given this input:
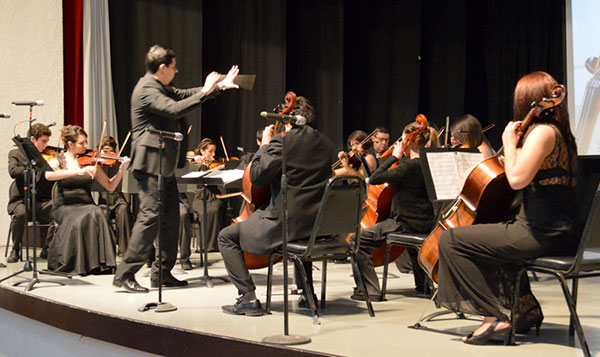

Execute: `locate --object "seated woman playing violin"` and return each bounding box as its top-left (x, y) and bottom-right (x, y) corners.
top-left (335, 130), bottom-right (377, 179)
top-left (450, 114), bottom-right (496, 158)
top-left (44, 125), bottom-right (130, 275)
top-left (436, 72), bottom-right (578, 345)
top-left (350, 122), bottom-right (439, 301)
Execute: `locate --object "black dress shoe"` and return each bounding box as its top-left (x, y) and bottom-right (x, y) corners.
top-left (6, 250), bottom-right (19, 263)
top-left (222, 297), bottom-right (265, 316)
top-left (39, 247), bottom-right (48, 259)
top-left (113, 275), bottom-right (149, 293)
top-left (151, 274), bottom-right (188, 288)
top-left (350, 287), bottom-right (383, 302)
top-left (181, 260), bottom-right (193, 271)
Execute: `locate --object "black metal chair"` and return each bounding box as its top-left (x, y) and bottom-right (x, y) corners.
top-left (265, 175), bottom-right (374, 318)
top-left (509, 181), bottom-right (600, 357)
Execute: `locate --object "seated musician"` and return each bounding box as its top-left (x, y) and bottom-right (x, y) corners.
top-left (436, 72), bottom-right (577, 344)
top-left (7, 123), bottom-right (55, 263)
top-left (369, 126), bottom-right (390, 162)
top-left (44, 125), bottom-right (128, 275)
top-left (236, 129), bottom-right (263, 169)
top-left (217, 96), bottom-right (334, 316)
top-left (450, 114), bottom-right (496, 158)
top-left (351, 122), bottom-right (439, 301)
top-left (98, 136), bottom-right (133, 256)
top-left (335, 130), bottom-right (377, 179)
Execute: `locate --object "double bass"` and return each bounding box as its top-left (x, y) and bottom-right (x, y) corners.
top-left (418, 84), bottom-right (567, 283)
top-left (234, 92), bottom-right (297, 269)
top-left (355, 114), bottom-right (429, 267)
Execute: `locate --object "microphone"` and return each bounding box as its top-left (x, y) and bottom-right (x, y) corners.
top-left (145, 127), bottom-right (184, 142)
top-left (0, 114), bottom-right (10, 118)
top-left (12, 100), bottom-right (44, 106)
top-left (47, 122), bottom-right (57, 128)
top-left (260, 111), bottom-right (306, 126)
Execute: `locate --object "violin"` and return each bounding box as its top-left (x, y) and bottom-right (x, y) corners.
top-left (41, 145), bottom-right (61, 162)
top-left (332, 129), bottom-right (377, 171)
top-left (418, 85), bottom-right (566, 283)
top-left (234, 92), bottom-right (297, 269)
top-left (77, 149), bottom-right (127, 168)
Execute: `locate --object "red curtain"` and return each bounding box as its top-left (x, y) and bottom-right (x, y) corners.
top-left (63, 0), bottom-right (83, 127)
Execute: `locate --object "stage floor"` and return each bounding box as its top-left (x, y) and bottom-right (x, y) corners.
top-left (0, 248), bottom-right (599, 356)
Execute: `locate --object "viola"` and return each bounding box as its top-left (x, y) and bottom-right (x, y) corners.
top-left (234, 92), bottom-right (297, 269)
top-left (418, 85), bottom-right (566, 283)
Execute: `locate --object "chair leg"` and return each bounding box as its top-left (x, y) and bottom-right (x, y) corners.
top-left (321, 259), bottom-right (327, 309)
top-left (294, 256), bottom-right (318, 318)
top-left (381, 243), bottom-right (392, 301)
top-left (508, 268), bottom-right (526, 346)
top-left (266, 253), bottom-right (275, 314)
top-left (569, 278), bottom-right (579, 337)
top-left (351, 254), bottom-right (375, 317)
top-left (556, 273), bottom-right (591, 357)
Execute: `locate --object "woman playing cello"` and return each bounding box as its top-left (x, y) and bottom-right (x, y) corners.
top-left (436, 72), bottom-right (578, 345)
top-left (350, 120), bottom-right (439, 301)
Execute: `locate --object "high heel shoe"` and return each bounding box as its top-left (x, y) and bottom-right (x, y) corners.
top-left (463, 321), bottom-right (499, 345)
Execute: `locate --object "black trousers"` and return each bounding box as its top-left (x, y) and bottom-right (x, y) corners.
top-left (10, 200), bottom-right (54, 252)
top-left (178, 196), bottom-right (193, 261)
top-left (115, 172), bottom-right (179, 280)
top-left (99, 193), bottom-right (132, 256)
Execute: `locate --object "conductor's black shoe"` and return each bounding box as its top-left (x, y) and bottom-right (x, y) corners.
top-left (7, 250), bottom-right (19, 263)
top-left (222, 297), bottom-right (265, 316)
top-left (113, 275), bottom-right (149, 293)
top-left (181, 259), bottom-right (193, 271)
top-left (150, 274), bottom-right (188, 288)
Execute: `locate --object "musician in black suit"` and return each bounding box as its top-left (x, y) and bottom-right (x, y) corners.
top-left (7, 123), bottom-right (55, 263)
top-left (113, 45), bottom-right (239, 293)
top-left (218, 97), bottom-right (335, 315)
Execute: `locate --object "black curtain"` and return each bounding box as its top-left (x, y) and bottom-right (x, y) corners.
top-left (109, 0), bottom-right (566, 155)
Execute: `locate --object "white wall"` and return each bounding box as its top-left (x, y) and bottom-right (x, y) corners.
top-left (0, 0), bottom-right (64, 242)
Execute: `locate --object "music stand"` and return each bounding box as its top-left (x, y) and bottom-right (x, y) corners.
top-left (179, 170), bottom-right (240, 287)
top-left (0, 136), bottom-right (71, 290)
top-left (138, 136), bottom-right (177, 313)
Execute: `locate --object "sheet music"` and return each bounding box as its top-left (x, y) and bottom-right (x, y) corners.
top-left (181, 170), bottom-right (210, 179)
top-left (204, 169), bottom-right (245, 184)
top-left (426, 151), bottom-right (484, 200)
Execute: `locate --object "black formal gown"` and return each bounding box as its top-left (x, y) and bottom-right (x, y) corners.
top-left (437, 123), bottom-right (578, 329)
top-left (48, 174), bottom-right (116, 275)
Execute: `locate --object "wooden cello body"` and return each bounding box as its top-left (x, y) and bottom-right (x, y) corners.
top-left (233, 92), bottom-right (297, 269)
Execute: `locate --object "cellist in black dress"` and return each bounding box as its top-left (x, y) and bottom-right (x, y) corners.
top-left (436, 71), bottom-right (578, 345)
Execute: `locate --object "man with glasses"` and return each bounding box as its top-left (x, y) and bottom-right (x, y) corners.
top-left (370, 126), bottom-right (390, 164)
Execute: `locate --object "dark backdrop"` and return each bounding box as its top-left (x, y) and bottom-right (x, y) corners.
top-left (109, 0), bottom-right (565, 156)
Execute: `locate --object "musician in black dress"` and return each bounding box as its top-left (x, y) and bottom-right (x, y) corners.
top-left (218, 97), bottom-right (335, 316)
top-left (45, 126), bottom-right (126, 275)
top-left (112, 45), bottom-right (239, 292)
top-left (7, 123), bottom-right (55, 263)
top-left (350, 123), bottom-right (439, 301)
top-left (437, 71), bottom-right (578, 345)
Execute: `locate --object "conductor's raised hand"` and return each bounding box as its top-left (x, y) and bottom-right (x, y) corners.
top-left (201, 71), bottom-right (222, 95)
top-left (218, 65), bottom-right (240, 90)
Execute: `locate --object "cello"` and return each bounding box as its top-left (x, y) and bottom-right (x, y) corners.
top-left (355, 114), bottom-right (429, 267)
top-left (418, 84), bottom-right (567, 283)
top-left (233, 92), bottom-right (297, 269)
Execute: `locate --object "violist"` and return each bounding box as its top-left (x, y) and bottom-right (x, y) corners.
top-left (351, 122), bottom-right (440, 301)
top-left (436, 72), bottom-right (578, 345)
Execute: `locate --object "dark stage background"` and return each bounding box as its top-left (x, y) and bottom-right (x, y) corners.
top-left (109, 0), bottom-right (566, 157)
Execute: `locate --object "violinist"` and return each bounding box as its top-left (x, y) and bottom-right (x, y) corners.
top-left (369, 126), bottom-right (391, 161)
top-left (350, 122), bottom-right (439, 301)
top-left (218, 96), bottom-right (334, 316)
top-left (113, 45), bottom-right (239, 293)
top-left (44, 125), bottom-right (128, 275)
top-left (335, 130), bottom-right (377, 179)
top-left (436, 72), bottom-right (578, 345)
top-left (450, 114), bottom-right (496, 158)
top-left (7, 123), bottom-right (55, 263)
top-left (97, 136), bottom-right (133, 256)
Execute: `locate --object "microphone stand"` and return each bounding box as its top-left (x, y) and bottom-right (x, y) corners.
top-left (1, 105), bottom-right (71, 290)
top-left (262, 128), bottom-right (311, 346)
top-left (139, 135), bottom-right (177, 313)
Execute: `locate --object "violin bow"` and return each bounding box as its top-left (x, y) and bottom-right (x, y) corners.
top-left (220, 135), bottom-right (230, 161)
top-left (95, 120), bottom-right (107, 169)
top-left (117, 130), bottom-right (131, 157)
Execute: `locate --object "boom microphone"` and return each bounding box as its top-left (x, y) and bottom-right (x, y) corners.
top-left (12, 100), bottom-right (44, 106)
top-left (260, 111), bottom-right (306, 126)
